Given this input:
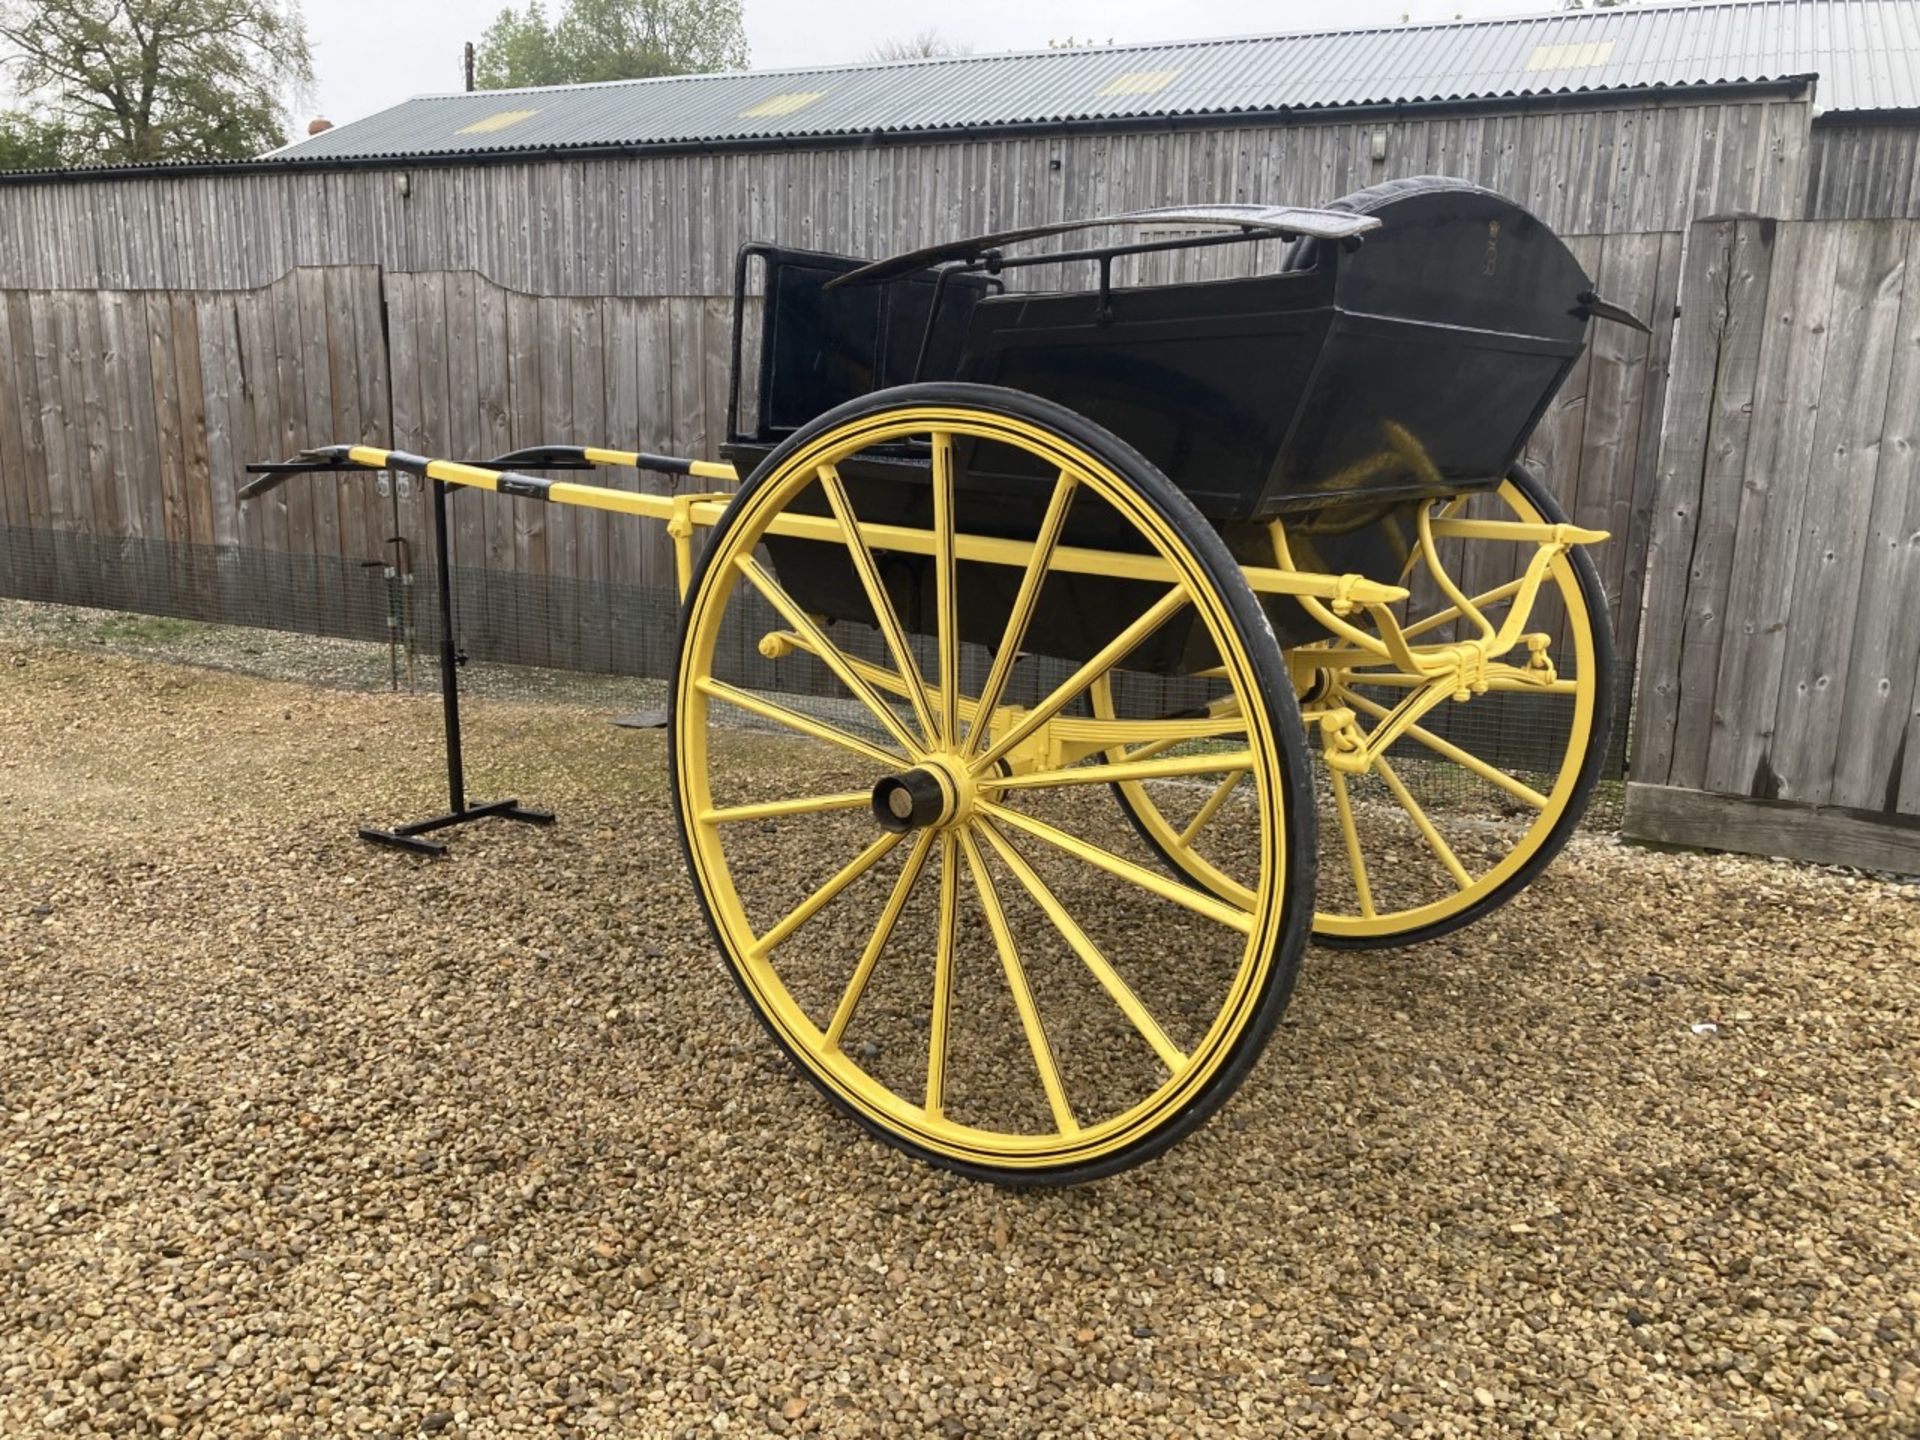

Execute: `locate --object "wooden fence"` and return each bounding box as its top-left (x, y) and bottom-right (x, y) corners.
top-left (0, 231), bottom-right (1681, 813)
top-left (0, 233), bottom-right (1681, 713)
top-left (0, 268), bottom-right (393, 627)
top-left (1629, 216), bottom-right (1920, 871)
top-left (382, 274), bottom-right (735, 672)
top-left (5, 220), bottom-right (1916, 868)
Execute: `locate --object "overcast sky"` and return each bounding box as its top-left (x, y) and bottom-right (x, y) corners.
top-left (302, 0), bottom-right (1542, 128)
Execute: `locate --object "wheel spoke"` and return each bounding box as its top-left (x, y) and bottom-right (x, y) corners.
top-left (1373, 754), bottom-right (1474, 891)
top-left (972, 586), bottom-right (1191, 775)
top-left (825, 828), bottom-right (937, 1049)
top-left (695, 677), bottom-right (905, 770)
top-left (735, 555), bottom-right (923, 755)
top-left (749, 831), bottom-right (905, 959)
top-left (931, 431), bottom-right (960, 748)
top-left (978, 799), bottom-right (1253, 933)
top-left (986, 749), bottom-right (1256, 791)
top-left (1341, 689), bottom-right (1548, 810)
top-left (976, 819), bottom-right (1185, 1075)
top-left (1398, 578), bottom-right (1526, 640)
top-left (1178, 768), bottom-right (1248, 847)
top-left (961, 831), bottom-right (1079, 1135)
top-left (1120, 737), bottom-right (1183, 765)
top-left (925, 832), bottom-right (959, 1117)
top-left (702, 792), bottom-right (872, 824)
top-left (1328, 768), bottom-right (1376, 918)
top-left (818, 464), bottom-right (940, 746)
top-left (962, 470), bottom-right (1078, 759)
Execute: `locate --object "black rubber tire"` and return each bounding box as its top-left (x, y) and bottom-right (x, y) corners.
top-left (1109, 462), bottom-right (1615, 952)
top-left (668, 380), bottom-right (1319, 1187)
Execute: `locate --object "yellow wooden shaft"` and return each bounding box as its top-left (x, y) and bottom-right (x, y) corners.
top-left (340, 444), bottom-right (1409, 604)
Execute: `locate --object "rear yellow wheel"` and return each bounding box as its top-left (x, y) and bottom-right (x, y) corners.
top-left (1101, 466), bottom-right (1612, 948)
top-left (669, 383), bottom-right (1314, 1184)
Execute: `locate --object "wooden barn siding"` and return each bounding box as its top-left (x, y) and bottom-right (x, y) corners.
top-left (0, 96), bottom-right (1808, 293)
top-left (0, 225), bottom-right (1680, 692)
top-left (381, 274), bottom-right (729, 673)
top-left (1806, 121), bottom-right (1920, 219)
top-left (0, 90), bottom-right (1809, 675)
top-left (1630, 216), bottom-right (1920, 869)
top-left (0, 268), bottom-right (392, 625)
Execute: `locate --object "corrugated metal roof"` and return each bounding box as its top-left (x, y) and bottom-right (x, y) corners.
top-left (277, 0), bottom-right (1920, 164)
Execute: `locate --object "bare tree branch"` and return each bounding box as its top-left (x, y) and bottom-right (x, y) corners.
top-left (0, 0), bottom-right (311, 163)
top-left (868, 29), bottom-right (971, 62)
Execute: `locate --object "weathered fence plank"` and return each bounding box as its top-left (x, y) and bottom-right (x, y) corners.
top-left (294, 266), bottom-right (344, 624)
top-left (503, 287), bottom-right (551, 666)
top-left (443, 269), bottom-right (497, 655)
top-left (1766, 221), bottom-right (1907, 804)
top-left (1624, 783), bottom-right (1920, 875)
top-left (631, 297), bottom-right (678, 596)
top-left (568, 299), bottom-right (613, 673)
top-left (1833, 222), bottom-right (1920, 812)
top-left (0, 292), bottom-right (23, 591)
top-left (1701, 222), bottom-right (1844, 800)
top-left (1631, 215), bottom-right (1920, 866)
top-left (1613, 228), bottom-right (1687, 710)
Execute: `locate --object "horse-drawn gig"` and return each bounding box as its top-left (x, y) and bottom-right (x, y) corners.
top-left (250, 177), bottom-right (1632, 1184)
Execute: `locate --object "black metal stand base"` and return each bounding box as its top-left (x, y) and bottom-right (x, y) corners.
top-left (358, 473), bottom-right (557, 858)
top-left (242, 450), bottom-right (587, 862)
top-left (358, 800), bottom-right (555, 858)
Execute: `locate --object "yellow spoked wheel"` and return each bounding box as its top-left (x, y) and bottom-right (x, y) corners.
top-left (669, 382), bottom-right (1314, 1185)
top-left (1102, 466), bottom-right (1613, 949)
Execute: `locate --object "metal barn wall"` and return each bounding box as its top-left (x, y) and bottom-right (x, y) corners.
top-left (0, 95), bottom-right (1811, 292)
top-left (1629, 216), bottom-right (1920, 871)
top-left (1806, 120), bottom-right (1920, 217)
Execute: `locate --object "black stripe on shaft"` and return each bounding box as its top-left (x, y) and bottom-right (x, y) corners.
top-left (382, 450), bottom-right (434, 476)
top-left (632, 452), bottom-right (696, 477)
top-left (495, 472), bottom-right (553, 500)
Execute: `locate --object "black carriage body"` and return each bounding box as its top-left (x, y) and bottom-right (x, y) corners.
top-left (722, 181), bottom-right (1597, 670)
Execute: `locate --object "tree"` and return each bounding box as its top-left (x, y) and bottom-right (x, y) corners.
top-left (868, 29), bottom-right (971, 62)
top-left (0, 110), bottom-right (69, 169)
top-left (475, 0), bottom-right (747, 90)
top-left (475, 1), bottom-right (570, 89)
top-left (0, 0), bottom-right (312, 165)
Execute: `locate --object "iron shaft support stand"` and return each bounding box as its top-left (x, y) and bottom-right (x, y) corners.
top-left (357, 475), bottom-right (553, 857)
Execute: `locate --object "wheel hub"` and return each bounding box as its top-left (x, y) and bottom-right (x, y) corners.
top-left (871, 757), bottom-right (972, 832)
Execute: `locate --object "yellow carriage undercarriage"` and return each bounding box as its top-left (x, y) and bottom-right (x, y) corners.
top-left (243, 171), bottom-right (1631, 1185)
top-left (252, 390), bottom-right (1610, 1184)
top-left (319, 439), bottom-right (1599, 795)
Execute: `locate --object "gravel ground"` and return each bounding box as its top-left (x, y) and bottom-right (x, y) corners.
top-left (2, 635), bottom-right (1917, 1439)
top-left (0, 599), bottom-right (668, 713)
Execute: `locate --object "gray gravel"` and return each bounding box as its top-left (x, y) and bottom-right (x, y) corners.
top-left (0, 598), bottom-right (668, 713)
top-left (2, 635), bottom-right (1917, 1438)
